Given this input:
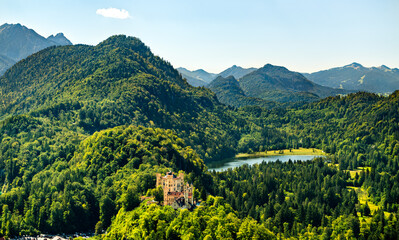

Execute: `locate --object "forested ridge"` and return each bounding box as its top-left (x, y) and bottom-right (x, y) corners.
top-left (0, 35), bottom-right (398, 239)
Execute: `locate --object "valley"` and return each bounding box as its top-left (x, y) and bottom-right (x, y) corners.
top-left (0, 33), bottom-right (398, 239)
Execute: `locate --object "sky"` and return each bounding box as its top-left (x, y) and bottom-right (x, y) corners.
top-left (1, 0), bottom-right (398, 73)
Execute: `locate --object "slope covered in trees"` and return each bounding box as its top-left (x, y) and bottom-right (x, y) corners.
top-left (0, 35), bottom-right (245, 162)
top-left (239, 64), bottom-right (350, 103)
top-left (0, 125), bottom-right (212, 237)
top-left (104, 196), bottom-right (274, 240)
top-left (0, 23), bottom-right (72, 76)
top-left (208, 76), bottom-right (278, 108)
top-left (207, 91), bottom-right (399, 238)
top-left (0, 35), bottom-right (399, 239)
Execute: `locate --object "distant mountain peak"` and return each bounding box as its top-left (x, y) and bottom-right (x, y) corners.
top-left (0, 23), bottom-right (73, 76)
top-left (379, 65), bottom-right (390, 70)
top-left (219, 65), bottom-right (257, 79)
top-left (194, 69), bottom-right (209, 74)
top-left (306, 63), bottom-right (399, 93)
top-left (47, 32), bottom-right (72, 45)
top-left (261, 64), bottom-right (290, 73)
top-left (345, 62), bottom-right (364, 69)
top-left (177, 67), bottom-right (217, 87)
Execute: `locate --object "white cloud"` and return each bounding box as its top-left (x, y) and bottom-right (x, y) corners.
top-left (96, 8), bottom-right (130, 19)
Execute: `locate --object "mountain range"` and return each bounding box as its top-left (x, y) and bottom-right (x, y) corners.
top-left (0, 33), bottom-right (399, 238)
top-left (176, 67), bottom-right (217, 87)
top-left (0, 23), bottom-right (72, 75)
top-left (208, 75), bottom-right (278, 108)
top-left (0, 35), bottom-right (240, 162)
top-left (177, 65), bottom-right (256, 87)
top-left (239, 64), bottom-right (350, 103)
top-left (304, 62), bottom-right (399, 93)
top-left (208, 64), bottom-right (350, 106)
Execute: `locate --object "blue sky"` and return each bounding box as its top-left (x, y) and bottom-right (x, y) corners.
top-left (1, 0), bottom-right (398, 73)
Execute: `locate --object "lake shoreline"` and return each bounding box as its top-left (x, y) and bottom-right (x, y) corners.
top-left (235, 148), bottom-right (325, 159)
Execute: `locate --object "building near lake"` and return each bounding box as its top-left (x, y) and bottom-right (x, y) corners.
top-left (156, 172), bottom-right (194, 209)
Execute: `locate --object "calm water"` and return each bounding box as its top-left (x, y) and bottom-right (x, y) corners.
top-left (207, 155), bottom-right (323, 172)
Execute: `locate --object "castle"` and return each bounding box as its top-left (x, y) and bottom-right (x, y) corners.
top-left (156, 172), bottom-right (194, 209)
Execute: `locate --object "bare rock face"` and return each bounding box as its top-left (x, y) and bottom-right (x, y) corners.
top-left (0, 23), bottom-right (72, 75)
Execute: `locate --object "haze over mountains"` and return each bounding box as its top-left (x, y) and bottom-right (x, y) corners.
top-left (304, 62), bottom-right (399, 93)
top-left (176, 67), bottom-right (217, 87)
top-left (208, 64), bottom-right (350, 106)
top-left (1, 22), bottom-right (398, 107)
top-left (208, 75), bottom-right (278, 108)
top-left (0, 23), bottom-right (72, 75)
top-left (180, 62), bottom-right (399, 98)
top-left (177, 65), bottom-right (256, 87)
top-left (0, 28), bottom-right (399, 238)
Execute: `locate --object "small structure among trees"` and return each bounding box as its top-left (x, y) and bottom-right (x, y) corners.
top-left (156, 172), bottom-right (194, 209)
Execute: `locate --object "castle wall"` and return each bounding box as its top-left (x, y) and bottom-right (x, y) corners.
top-left (156, 172), bottom-right (194, 207)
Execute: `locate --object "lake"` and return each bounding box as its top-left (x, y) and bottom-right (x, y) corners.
top-left (207, 155), bottom-right (324, 172)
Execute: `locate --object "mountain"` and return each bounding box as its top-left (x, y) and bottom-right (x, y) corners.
top-left (0, 54), bottom-right (14, 75)
top-left (218, 65), bottom-right (257, 79)
top-left (47, 32), bottom-right (72, 45)
top-left (0, 23), bottom-right (72, 75)
top-left (304, 62), bottom-right (399, 93)
top-left (0, 35), bottom-right (243, 163)
top-left (239, 64), bottom-right (349, 102)
top-left (177, 67), bottom-right (217, 87)
top-left (208, 76), bottom-right (277, 108)
top-left (177, 65), bottom-right (257, 87)
top-left (0, 34), bottom-right (399, 238)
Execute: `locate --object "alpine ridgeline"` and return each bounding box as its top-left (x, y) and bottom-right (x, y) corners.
top-left (218, 65), bottom-right (257, 79)
top-left (0, 35), bottom-right (242, 162)
top-left (304, 62), bottom-right (399, 93)
top-left (1, 34), bottom-right (399, 239)
top-left (0, 23), bottom-right (72, 75)
top-left (177, 67), bottom-right (217, 87)
top-left (208, 75), bottom-right (278, 108)
top-left (177, 65), bottom-right (256, 87)
top-left (239, 64), bottom-right (350, 103)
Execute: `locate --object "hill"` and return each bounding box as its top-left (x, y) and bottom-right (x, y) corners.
top-left (0, 23), bottom-right (72, 75)
top-left (177, 65), bottom-right (257, 87)
top-left (0, 34), bottom-right (398, 238)
top-left (0, 35), bottom-right (243, 162)
top-left (218, 65), bottom-right (257, 79)
top-left (304, 62), bottom-right (399, 93)
top-left (239, 64), bottom-right (350, 102)
top-left (208, 75), bottom-right (277, 108)
top-left (177, 67), bottom-right (217, 87)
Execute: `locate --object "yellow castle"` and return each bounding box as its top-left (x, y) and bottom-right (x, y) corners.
top-left (156, 172), bottom-right (194, 209)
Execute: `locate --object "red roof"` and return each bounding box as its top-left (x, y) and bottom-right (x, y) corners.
top-left (167, 192), bottom-right (184, 196)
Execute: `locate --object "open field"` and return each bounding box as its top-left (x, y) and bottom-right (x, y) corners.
top-left (235, 148), bottom-right (325, 158)
top-left (346, 166), bottom-right (372, 178)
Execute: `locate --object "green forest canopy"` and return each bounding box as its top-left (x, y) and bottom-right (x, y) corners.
top-left (0, 36), bottom-right (398, 239)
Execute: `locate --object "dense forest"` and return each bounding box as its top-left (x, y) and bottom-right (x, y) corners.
top-left (0, 35), bottom-right (398, 239)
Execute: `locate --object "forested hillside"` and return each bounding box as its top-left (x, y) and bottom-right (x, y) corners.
top-left (0, 35), bottom-right (398, 239)
top-left (0, 125), bottom-right (211, 236)
top-left (223, 91), bottom-right (399, 238)
top-left (239, 64), bottom-right (349, 103)
top-left (208, 76), bottom-right (278, 108)
top-left (0, 23), bottom-right (72, 76)
top-left (304, 62), bottom-right (399, 93)
top-left (0, 35), bottom-right (246, 162)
